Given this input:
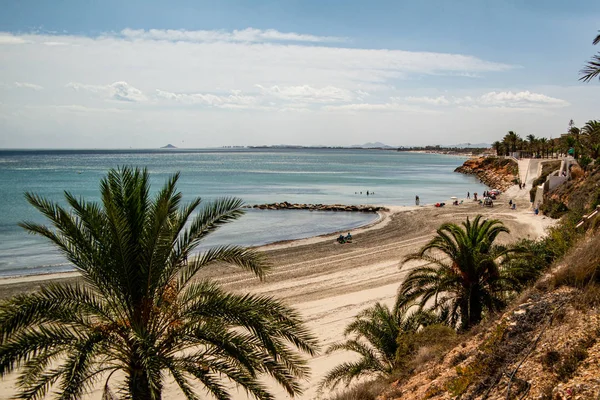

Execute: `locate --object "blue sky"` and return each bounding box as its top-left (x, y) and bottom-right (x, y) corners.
top-left (0, 1), bottom-right (599, 148)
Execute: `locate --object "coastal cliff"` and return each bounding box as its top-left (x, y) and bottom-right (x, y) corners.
top-left (454, 157), bottom-right (518, 191)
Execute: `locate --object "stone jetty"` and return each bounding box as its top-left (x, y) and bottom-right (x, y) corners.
top-left (244, 201), bottom-right (388, 213)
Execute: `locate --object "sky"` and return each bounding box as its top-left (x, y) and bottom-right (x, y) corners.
top-left (0, 0), bottom-right (599, 148)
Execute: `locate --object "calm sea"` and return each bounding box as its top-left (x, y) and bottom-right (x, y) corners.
top-left (0, 148), bottom-right (487, 277)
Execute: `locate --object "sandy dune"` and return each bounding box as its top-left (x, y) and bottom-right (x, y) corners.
top-left (0, 187), bottom-right (555, 400)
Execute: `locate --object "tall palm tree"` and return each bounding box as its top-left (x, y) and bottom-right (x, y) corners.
top-left (582, 120), bottom-right (600, 144)
top-left (503, 131), bottom-right (519, 154)
top-left (398, 216), bottom-right (525, 331)
top-left (526, 134), bottom-right (536, 158)
top-left (319, 298), bottom-right (431, 390)
top-left (0, 167), bottom-right (318, 400)
top-left (539, 137), bottom-right (548, 159)
top-left (579, 31), bottom-right (600, 83)
top-left (492, 141), bottom-right (503, 157)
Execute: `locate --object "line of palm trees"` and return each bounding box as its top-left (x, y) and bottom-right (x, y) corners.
top-left (491, 120), bottom-right (600, 164)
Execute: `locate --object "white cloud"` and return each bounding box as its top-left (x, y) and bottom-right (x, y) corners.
top-left (256, 85), bottom-right (355, 103)
top-left (397, 91), bottom-right (569, 109)
top-left (323, 102), bottom-right (440, 113)
top-left (1, 29), bottom-right (591, 148)
top-left (14, 82), bottom-right (43, 90)
top-left (0, 34), bottom-right (29, 45)
top-left (67, 81), bottom-right (147, 102)
top-left (478, 90), bottom-right (569, 108)
top-left (118, 28), bottom-right (346, 44)
top-left (43, 41), bottom-right (70, 46)
top-left (403, 96), bottom-right (451, 105)
top-left (155, 89), bottom-right (258, 108)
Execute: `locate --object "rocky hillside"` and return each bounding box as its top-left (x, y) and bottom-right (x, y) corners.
top-left (378, 230), bottom-right (600, 400)
top-left (542, 164), bottom-right (600, 218)
top-left (455, 157), bottom-right (519, 192)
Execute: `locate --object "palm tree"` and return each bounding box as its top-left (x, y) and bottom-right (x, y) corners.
top-left (398, 216), bottom-right (525, 331)
top-left (539, 137), bottom-right (548, 159)
top-left (526, 134), bottom-right (536, 158)
top-left (579, 31), bottom-right (600, 83)
top-left (0, 167), bottom-right (319, 400)
top-left (492, 141), bottom-right (503, 157)
top-left (503, 131), bottom-right (519, 155)
top-left (319, 298), bottom-right (431, 390)
top-left (582, 120), bottom-right (600, 145)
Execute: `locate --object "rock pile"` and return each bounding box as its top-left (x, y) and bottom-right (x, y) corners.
top-left (455, 157), bottom-right (517, 191)
top-left (244, 201), bottom-right (387, 213)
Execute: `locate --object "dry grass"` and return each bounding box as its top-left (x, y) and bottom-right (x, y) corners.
top-left (324, 378), bottom-right (401, 400)
top-left (551, 233), bottom-right (600, 288)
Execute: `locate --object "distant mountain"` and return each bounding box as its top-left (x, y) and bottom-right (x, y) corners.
top-left (161, 144), bottom-right (177, 149)
top-left (351, 142), bottom-right (394, 149)
top-left (445, 143), bottom-right (491, 149)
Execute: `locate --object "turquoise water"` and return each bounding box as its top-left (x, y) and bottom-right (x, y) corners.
top-left (0, 148), bottom-right (486, 277)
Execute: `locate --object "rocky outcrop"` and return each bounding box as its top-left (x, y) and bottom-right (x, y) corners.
top-left (244, 201), bottom-right (387, 213)
top-left (455, 157), bottom-right (518, 192)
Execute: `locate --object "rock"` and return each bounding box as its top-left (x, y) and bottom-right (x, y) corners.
top-left (246, 202), bottom-right (387, 213)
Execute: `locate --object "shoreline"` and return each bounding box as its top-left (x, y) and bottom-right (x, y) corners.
top-left (0, 206), bottom-right (394, 286)
top-left (0, 187), bottom-right (557, 399)
top-left (0, 196), bottom-right (550, 292)
top-left (0, 204), bottom-right (436, 283)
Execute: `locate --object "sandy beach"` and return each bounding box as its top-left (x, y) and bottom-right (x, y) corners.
top-left (0, 183), bottom-right (555, 400)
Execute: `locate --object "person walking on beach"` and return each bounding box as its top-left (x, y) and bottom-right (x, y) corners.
top-left (467, 191), bottom-right (470, 199)
top-left (415, 195), bottom-right (420, 206)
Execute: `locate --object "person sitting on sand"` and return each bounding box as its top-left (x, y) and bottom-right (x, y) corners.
top-left (337, 234), bottom-right (345, 244)
top-left (345, 232), bottom-right (352, 241)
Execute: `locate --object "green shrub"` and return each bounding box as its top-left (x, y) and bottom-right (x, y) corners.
top-left (540, 213), bottom-right (582, 261)
top-left (505, 239), bottom-right (552, 287)
top-left (540, 199), bottom-right (569, 218)
top-left (580, 155), bottom-right (593, 171)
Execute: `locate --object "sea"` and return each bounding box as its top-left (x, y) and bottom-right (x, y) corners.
top-left (0, 148), bottom-right (488, 278)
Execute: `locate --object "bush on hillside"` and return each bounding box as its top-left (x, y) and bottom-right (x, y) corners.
top-left (396, 324), bottom-right (456, 368)
top-left (539, 213), bottom-right (583, 263)
top-left (551, 232), bottom-right (600, 288)
top-left (503, 239), bottom-right (552, 287)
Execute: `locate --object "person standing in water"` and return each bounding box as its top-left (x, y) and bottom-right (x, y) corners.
top-left (415, 195), bottom-right (420, 206)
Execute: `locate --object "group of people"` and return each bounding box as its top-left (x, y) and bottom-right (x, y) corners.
top-left (354, 191), bottom-right (375, 196)
top-left (337, 232), bottom-right (353, 244)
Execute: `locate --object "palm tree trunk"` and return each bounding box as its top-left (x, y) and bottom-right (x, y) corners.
top-left (468, 289), bottom-right (483, 328)
top-left (128, 355), bottom-right (161, 400)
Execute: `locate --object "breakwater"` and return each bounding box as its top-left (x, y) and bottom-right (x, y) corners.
top-left (244, 201), bottom-right (388, 213)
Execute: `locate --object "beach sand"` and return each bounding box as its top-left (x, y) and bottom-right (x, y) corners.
top-left (0, 185), bottom-right (555, 400)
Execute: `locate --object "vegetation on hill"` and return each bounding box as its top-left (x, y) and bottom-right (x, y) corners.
top-left (323, 31), bottom-right (600, 398)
